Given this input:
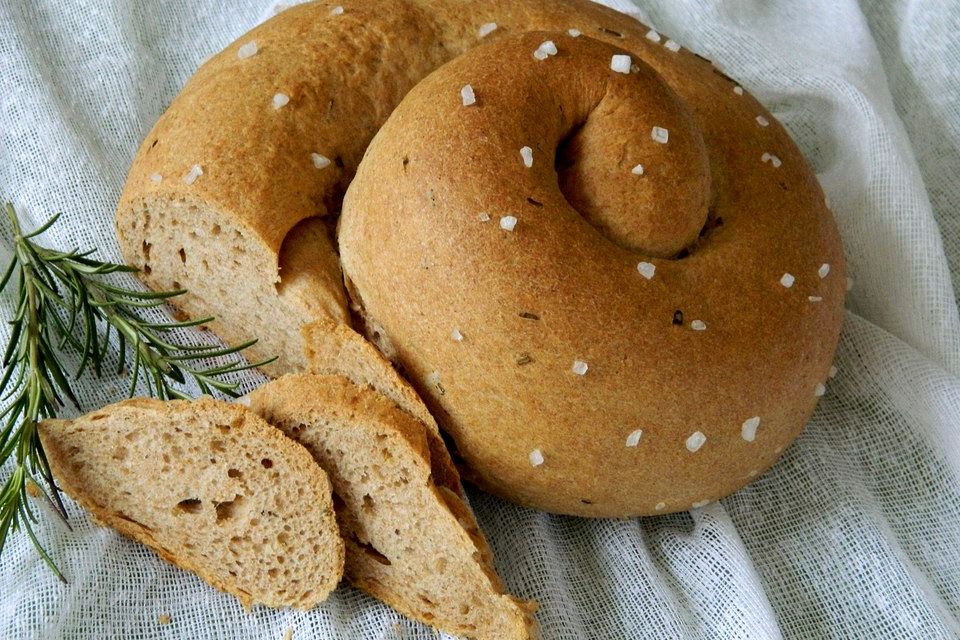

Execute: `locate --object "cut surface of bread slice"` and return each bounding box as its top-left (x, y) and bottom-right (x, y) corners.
top-left (250, 374), bottom-right (536, 640)
top-left (39, 397), bottom-right (344, 609)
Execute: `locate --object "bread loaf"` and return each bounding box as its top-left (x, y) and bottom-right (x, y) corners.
top-left (39, 398), bottom-right (344, 609)
top-left (116, 0), bottom-right (845, 516)
top-left (250, 374), bottom-right (536, 640)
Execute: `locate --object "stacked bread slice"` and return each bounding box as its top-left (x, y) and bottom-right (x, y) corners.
top-left (39, 375), bottom-right (535, 639)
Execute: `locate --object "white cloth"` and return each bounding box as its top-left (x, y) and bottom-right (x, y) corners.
top-left (1, 1), bottom-right (959, 638)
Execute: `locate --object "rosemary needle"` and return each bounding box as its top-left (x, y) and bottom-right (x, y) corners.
top-left (0, 202), bottom-right (275, 580)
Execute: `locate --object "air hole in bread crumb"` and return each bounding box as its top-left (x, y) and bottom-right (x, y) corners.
top-left (402, 156), bottom-right (409, 171)
top-left (216, 424), bottom-right (230, 434)
top-left (112, 446), bottom-right (127, 461)
top-left (260, 458), bottom-right (273, 469)
top-left (227, 468), bottom-right (242, 479)
top-left (672, 310), bottom-right (684, 326)
top-left (141, 240), bottom-right (152, 259)
top-left (211, 224), bottom-right (221, 236)
top-left (90, 414), bottom-right (107, 422)
top-left (361, 494), bottom-right (374, 514)
top-left (143, 263), bottom-right (152, 275)
top-left (210, 439), bottom-right (225, 453)
top-left (419, 594), bottom-right (437, 606)
top-left (268, 568), bottom-right (279, 578)
top-left (174, 498), bottom-right (202, 514)
top-left (459, 604), bottom-right (471, 615)
top-left (178, 248), bottom-right (186, 263)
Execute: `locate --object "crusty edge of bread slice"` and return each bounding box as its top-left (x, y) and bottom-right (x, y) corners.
top-left (250, 374), bottom-right (538, 639)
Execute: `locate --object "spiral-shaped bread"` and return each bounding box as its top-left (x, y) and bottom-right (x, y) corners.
top-left (117, 0), bottom-right (844, 517)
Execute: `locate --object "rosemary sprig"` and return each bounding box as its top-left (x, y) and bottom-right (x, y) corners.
top-left (0, 202), bottom-right (275, 580)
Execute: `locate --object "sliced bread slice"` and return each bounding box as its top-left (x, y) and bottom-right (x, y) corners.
top-left (250, 374), bottom-right (537, 639)
top-left (300, 317), bottom-right (462, 493)
top-left (39, 397), bottom-right (344, 609)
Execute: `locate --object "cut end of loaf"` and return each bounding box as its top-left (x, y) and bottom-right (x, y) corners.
top-left (38, 397), bottom-right (344, 610)
top-left (250, 374), bottom-right (537, 639)
top-left (115, 193), bottom-right (349, 377)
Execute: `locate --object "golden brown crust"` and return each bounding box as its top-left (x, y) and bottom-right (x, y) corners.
top-left (339, 26), bottom-right (845, 516)
top-left (116, 0), bottom-right (845, 516)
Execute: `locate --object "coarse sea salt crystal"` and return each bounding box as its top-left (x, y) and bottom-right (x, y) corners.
top-left (756, 115), bottom-right (770, 127)
top-left (692, 499), bottom-right (710, 508)
top-left (762, 152), bottom-right (782, 168)
top-left (272, 93), bottom-right (290, 109)
top-left (529, 449), bottom-right (545, 466)
top-left (631, 163), bottom-right (644, 175)
top-left (478, 22), bottom-right (497, 38)
top-left (451, 328), bottom-right (464, 342)
top-left (690, 319), bottom-right (707, 331)
top-left (808, 296), bottom-right (823, 302)
top-left (610, 54), bottom-right (632, 74)
top-left (815, 383), bottom-right (826, 397)
top-left (533, 40), bottom-right (557, 60)
top-left (499, 215), bottom-right (517, 231)
top-left (664, 39), bottom-right (681, 52)
top-left (733, 85), bottom-right (744, 95)
top-left (686, 431), bottom-right (706, 452)
top-left (637, 261), bottom-right (655, 280)
top-left (520, 146), bottom-right (533, 167)
top-left (330, 5), bottom-right (344, 15)
top-left (646, 29), bottom-right (661, 43)
top-left (237, 41), bottom-right (257, 60)
top-left (149, 173), bottom-right (162, 183)
top-left (477, 212), bottom-right (490, 222)
top-left (571, 359), bottom-right (588, 375)
top-left (311, 153), bottom-right (331, 169)
top-left (829, 365), bottom-right (838, 378)
top-left (741, 416), bottom-right (760, 442)
top-left (568, 28), bottom-right (581, 37)
top-left (460, 84), bottom-right (476, 106)
top-left (780, 273), bottom-right (795, 288)
top-left (655, 501), bottom-right (666, 511)
top-left (625, 429), bottom-right (643, 447)
top-left (651, 126), bottom-right (669, 144)
top-left (818, 263), bottom-right (831, 278)
top-left (182, 164), bottom-right (203, 185)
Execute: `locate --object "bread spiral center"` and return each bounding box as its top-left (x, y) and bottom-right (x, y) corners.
top-left (553, 47), bottom-right (711, 257)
